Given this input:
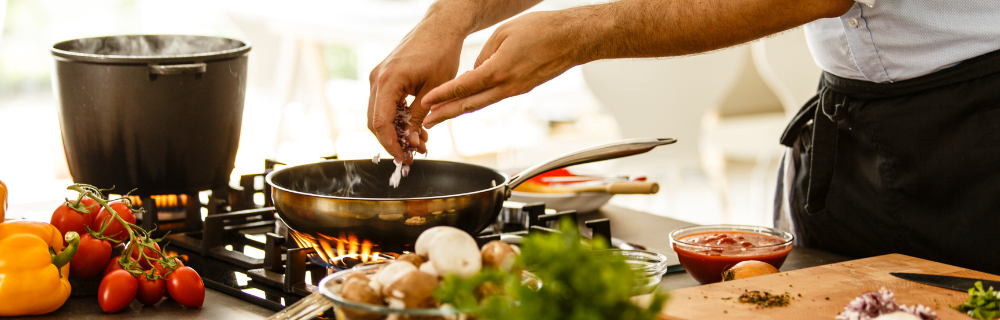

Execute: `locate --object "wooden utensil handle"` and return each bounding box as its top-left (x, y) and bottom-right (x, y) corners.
top-left (569, 182), bottom-right (659, 194)
top-left (605, 182), bottom-right (659, 194)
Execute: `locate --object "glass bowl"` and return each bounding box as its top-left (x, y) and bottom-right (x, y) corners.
top-left (589, 249), bottom-right (669, 294)
top-left (669, 225), bottom-right (793, 284)
top-left (269, 263), bottom-right (541, 320)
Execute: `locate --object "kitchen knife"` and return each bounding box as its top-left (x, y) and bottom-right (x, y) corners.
top-left (890, 272), bottom-right (1000, 292)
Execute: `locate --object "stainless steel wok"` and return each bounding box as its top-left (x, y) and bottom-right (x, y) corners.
top-left (265, 138), bottom-right (675, 248)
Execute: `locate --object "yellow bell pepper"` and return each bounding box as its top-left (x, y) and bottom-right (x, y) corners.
top-left (0, 220), bottom-right (79, 316)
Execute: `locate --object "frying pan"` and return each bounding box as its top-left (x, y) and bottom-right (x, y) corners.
top-left (265, 138), bottom-right (675, 249)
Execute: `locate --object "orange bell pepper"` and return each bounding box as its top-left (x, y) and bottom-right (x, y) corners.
top-left (0, 220), bottom-right (79, 316)
top-left (0, 178), bottom-right (7, 221)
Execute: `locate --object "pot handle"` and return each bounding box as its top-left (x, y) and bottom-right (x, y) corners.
top-left (148, 63), bottom-right (207, 75)
top-left (506, 138), bottom-right (676, 194)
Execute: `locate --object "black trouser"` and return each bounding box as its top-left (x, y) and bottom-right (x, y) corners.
top-left (776, 49), bottom-right (1000, 274)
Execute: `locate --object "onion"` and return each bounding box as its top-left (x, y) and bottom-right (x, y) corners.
top-left (721, 260), bottom-right (779, 281)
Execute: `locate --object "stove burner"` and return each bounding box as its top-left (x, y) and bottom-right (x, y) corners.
top-left (154, 159), bottom-right (618, 311)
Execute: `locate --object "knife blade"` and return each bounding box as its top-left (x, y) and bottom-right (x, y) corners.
top-left (890, 272), bottom-right (1000, 292)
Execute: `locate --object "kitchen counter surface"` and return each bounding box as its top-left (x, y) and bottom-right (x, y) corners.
top-left (31, 204), bottom-right (848, 319)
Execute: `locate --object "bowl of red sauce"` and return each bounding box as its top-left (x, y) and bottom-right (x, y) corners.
top-left (669, 225), bottom-right (793, 284)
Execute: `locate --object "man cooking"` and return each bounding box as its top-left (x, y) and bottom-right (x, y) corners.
top-left (367, 0), bottom-right (1000, 274)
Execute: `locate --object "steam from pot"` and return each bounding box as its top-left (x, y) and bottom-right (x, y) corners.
top-left (62, 35), bottom-right (242, 57)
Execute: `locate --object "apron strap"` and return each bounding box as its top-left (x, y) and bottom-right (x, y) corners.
top-left (779, 85), bottom-right (850, 214)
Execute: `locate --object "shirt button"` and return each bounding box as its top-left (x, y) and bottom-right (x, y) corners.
top-left (848, 17), bottom-right (859, 28)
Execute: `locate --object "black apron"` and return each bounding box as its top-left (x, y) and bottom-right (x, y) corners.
top-left (775, 49), bottom-right (1000, 274)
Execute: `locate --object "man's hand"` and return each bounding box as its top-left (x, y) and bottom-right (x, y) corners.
top-left (368, 0), bottom-right (543, 164)
top-left (421, 9), bottom-right (598, 129)
top-left (368, 20), bottom-right (462, 164)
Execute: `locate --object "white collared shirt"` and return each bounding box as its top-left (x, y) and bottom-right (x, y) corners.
top-left (804, 0), bottom-right (1000, 83)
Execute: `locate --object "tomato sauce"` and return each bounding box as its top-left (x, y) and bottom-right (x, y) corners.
top-left (672, 231), bottom-right (791, 284)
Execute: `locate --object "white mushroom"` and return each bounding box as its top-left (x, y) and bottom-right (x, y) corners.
top-left (382, 271), bottom-right (439, 308)
top-left (415, 226), bottom-right (457, 258)
top-left (427, 229), bottom-right (482, 278)
top-left (339, 275), bottom-right (385, 320)
top-left (372, 261), bottom-right (417, 290)
top-left (396, 253), bottom-right (425, 268)
top-left (480, 240), bottom-right (518, 272)
top-left (419, 260), bottom-right (439, 278)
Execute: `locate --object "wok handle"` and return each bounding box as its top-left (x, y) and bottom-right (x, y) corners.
top-left (506, 138), bottom-right (676, 195)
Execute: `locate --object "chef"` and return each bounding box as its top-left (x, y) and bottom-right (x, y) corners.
top-left (367, 0), bottom-right (1000, 273)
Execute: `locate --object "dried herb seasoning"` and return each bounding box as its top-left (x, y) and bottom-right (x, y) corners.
top-left (738, 290), bottom-right (791, 308)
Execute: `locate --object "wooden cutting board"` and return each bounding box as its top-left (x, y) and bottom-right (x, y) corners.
top-left (659, 254), bottom-right (1000, 320)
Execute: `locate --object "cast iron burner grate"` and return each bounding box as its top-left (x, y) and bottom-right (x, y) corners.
top-left (153, 159), bottom-right (621, 311)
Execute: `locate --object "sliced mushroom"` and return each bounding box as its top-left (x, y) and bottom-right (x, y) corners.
top-left (382, 271), bottom-right (439, 309)
top-left (480, 241), bottom-right (517, 272)
top-left (396, 253), bottom-right (425, 268)
top-left (428, 230), bottom-right (482, 278)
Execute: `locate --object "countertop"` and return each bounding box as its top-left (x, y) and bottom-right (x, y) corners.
top-left (30, 204), bottom-right (849, 319)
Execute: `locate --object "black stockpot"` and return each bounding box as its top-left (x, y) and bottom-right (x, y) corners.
top-left (50, 35), bottom-right (251, 195)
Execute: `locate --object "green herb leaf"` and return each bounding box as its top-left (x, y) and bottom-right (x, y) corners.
top-left (953, 281), bottom-right (1000, 320)
top-left (436, 219), bottom-right (668, 320)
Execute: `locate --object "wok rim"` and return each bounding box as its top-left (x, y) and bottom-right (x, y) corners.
top-left (265, 159), bottom-right (512, 201)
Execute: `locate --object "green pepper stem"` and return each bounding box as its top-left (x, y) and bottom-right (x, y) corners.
top-left (51, 231), bottom-right (80, 278)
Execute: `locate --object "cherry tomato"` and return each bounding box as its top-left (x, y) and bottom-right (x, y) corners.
top-left (103, 256), bottom-right (138, 275)
top-left (166, 267), bottom-right (204, 308)
top-left (127, 239), bottom-right (161, 270)
top-left (135, 270), bottom-right (165, 305)
top-left (152, 257), bottom-right (185, 276)
top-left (70, 233), bottom-right (112, 279)
top-left (104, 257), bottom-right (124, 275)
top-left (50, 197), bottom-right (99, 246)
top-left (92, 201), bottom-right (136, 243)
top-left (99, 270), bottom-right (138, 313)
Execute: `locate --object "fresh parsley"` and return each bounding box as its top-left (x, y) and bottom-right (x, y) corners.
top-left (954, 281), bottom-right (1000, 320)
top-left (435, 219), bottom-right (668, 320)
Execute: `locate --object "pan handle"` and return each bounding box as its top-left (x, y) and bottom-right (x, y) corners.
top-left (148, 63), bottom-right (207, 75)
top-left (506, 138), bottom-right (676, 195)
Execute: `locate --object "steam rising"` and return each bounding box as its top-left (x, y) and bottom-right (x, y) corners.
top-left (290, 161), bottom-right (376, 197)
top-left (58, 35), bottom-right (243, 57)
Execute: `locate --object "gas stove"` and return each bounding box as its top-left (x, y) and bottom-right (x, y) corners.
top-left (144, 160), bottom-right (626, 311)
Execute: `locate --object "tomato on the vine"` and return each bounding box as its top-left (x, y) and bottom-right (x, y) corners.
top-left (104, 256), bottom-right (138, 276)
top-left (136, 270), bottom-right (165, 306)
top-left (50, 197), bottom-right (99, 245)
top-left (98, 270), bottom-right (138, 313)
top-left (152, 256), bottom-right (185, 276)
top-left (92, 201), bottom-right (136, 243)
top-left (166, 267), bottom-right (204, 308)
top-left (127, 239), bottom-right (161, 270)
top-left (69, 233), bottom-right (112, 279)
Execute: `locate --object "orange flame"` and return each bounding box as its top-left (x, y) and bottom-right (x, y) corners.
top-left (290, 230), bottom-right (381, 264)
top-left (129, 194), bottom-right (188, 208)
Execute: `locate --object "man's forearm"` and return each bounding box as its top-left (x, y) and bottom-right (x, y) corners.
top-left (425, 0), bottom-right (544, 37)
top-left (579, 0), bottom-right (854, 61)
